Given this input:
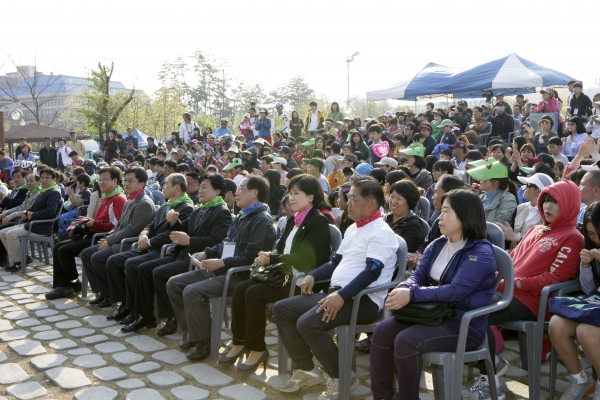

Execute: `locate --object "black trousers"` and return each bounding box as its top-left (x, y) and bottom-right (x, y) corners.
top-left (125, 255), bottom-right (188, 318)
top-left (231, 279), bottom-right (299, 352)
top-left (106, 249), bottom-right (160, 305)
top-left (52, 238), bottom-right (92, 288)
top-left (0, 222), bottom-right (16, 256)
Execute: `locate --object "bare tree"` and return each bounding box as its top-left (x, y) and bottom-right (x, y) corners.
top-left (0, 53), bottom-right (65, 126)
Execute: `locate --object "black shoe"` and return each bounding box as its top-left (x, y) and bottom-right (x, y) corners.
top-left (218, 348), bottom-right (246, 366)
top-left (186, 339), bottom-right (211, 361)
top-left (95, 298), bottom-right (112, 308)
top-left (25, 255), bottom-right (34, 265)
top-left (71, 280), bottom-right (82, 294)
top-left (45, 286), bottom-right (74, 300)
top-left (89, 295), bottom-right (106, 305)
top-left (355, 336), bottom-right (372, 354)
top-left (107, 305), bottom-right (130, 321)
top-left (156, 317), bottom-right (177, 336)
top-left (5, 263), bottom-right (20, 272)
top-left (121, 316), bottom-right (157, 333)
top-left (120, 313), bottom-right (138, 326)
top-left (179, 340), bottom-right (198, 350)
top-left (236, 350), bottom-right (269, 374)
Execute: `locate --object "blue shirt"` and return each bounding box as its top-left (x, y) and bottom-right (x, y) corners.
top-left (214, 127), bottom-right (232, 139)
top-left (483, 190), bottom-right (502, 211)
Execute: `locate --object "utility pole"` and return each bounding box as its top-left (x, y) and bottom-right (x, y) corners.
top-left (345, 52), bottom-right (360, 108)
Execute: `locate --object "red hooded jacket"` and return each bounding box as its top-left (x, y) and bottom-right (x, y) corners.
top-left (498, 179), bottom-right (584, 319)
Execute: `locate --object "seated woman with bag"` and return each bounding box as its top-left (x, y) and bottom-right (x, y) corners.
top-left (548, 202), bottom-right (600, 399)
top-left (219, 174), bottom-right (332, 373)
top-left (370, 189), bottom-right (496, 400)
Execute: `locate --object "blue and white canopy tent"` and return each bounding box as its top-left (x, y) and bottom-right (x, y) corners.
top-left (444, 53), bottom-right (576, 99)
top-left (366, 63), bottom-right (466, 101)
top-left (120, 129), bottom-right (149, 149)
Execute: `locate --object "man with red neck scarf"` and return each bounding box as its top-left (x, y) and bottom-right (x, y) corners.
top-left (81, 167), bottom-right (156, 308)
top-left (274, 177), bottom-right (399, 399)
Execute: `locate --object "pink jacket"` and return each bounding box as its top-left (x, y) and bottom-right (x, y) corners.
top-left (239, 120), bottom-right (255, 136)
top-left (535, 98), bottom-right (559, 113)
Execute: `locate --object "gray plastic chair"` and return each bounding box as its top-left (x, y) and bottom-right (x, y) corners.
top-left (419, 218), bottom-right (430, 242)
top-left (498, 279), bottom-right (581, 399)
top-left (152, 190), bottom-right (165, 206)
top-left (486, 222), bottom-right (505, 248)
top-left (422, 245), bottom-right (514, 400)
top-left (548, 280), bottom-right (584, 400)
top-left (19, 199), bottom-right (64, 271)
top-left (413, 197), bottom-right (430, 220)
top-left (328, 224), bottom-right (342, 257)
top-left (332, 235), bottom-right (408, 400)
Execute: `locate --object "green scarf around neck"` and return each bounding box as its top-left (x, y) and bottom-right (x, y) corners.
top-left (100, 186), bottom-right (125, 200)
top-left (13, 183), bottom-right (26, 191)
top-left (165, 193), bottom-right (194, 208)
top-left (197, 196), bottom-right (227, 209)
top-left (40, 183), bottom-right (60, 193)
top-left (27, 185), bottom-right (42, 195)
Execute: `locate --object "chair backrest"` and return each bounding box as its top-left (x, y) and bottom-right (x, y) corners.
top-left (54, 199), bottom-right (64, 220)
top-left (513, 119), bottom-right (522, 133)
top-left (492, 244), bottom-right (514, 303)
top-left (414, 197), bottom-right (430, 220)
top-left (150, 182), bottom-right (160, 191)
top-left (152, 190), bottom-right (165, 206)
top-left (329, 224), bottom-right (343, 257)
top-left (392, 235), bottom-right (408, 286)
top-left (486, 222), bottom-right (505, 248)
top-left (419, 218), bottom-right (430, 242)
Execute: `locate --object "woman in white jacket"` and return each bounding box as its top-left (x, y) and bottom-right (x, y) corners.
top-left (57, 138), bottom-right (72, 172)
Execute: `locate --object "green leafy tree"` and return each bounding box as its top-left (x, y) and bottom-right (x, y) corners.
top-left (78, 62), bottom-right (135, 143)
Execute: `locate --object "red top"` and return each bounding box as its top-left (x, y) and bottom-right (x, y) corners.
top-left (92, 194), bottom-right (127, 233)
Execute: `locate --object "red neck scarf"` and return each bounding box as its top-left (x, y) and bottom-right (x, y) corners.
top-left (128, 188), bottom-right (145, 200)
top-left (356, 209), bottom-right (381, 228)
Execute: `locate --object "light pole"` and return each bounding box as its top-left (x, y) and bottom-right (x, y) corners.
top-left (0, 105), bottom-right (24, 150)
top-left (346, 52), bottom-right (360, 107)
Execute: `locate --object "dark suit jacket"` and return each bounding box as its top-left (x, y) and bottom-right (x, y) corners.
top-left (270, 207), bottom-right (331, 273)
top-left (24, 189), bottom-right (62, 235)
top-left (1, 187), bottom-right (28, 210)
top-left (105, 194), bottom-right (156, 252)
top-left (39, 147), bottom-right (58, 168)
top-left (142, 201), bottom-right (194, 251)
top-left (169, 204), bottom-right (232, 262)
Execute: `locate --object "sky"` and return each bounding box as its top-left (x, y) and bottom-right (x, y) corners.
top-left (1, 0), bottom-right (598, 107)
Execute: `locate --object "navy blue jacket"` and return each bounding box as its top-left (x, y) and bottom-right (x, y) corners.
top-left (399, 237), bottom-right (496, 339)
top-left (24, 189), bottom-right (62, 235)
top-left (1, 187), bottom-right (27, 210)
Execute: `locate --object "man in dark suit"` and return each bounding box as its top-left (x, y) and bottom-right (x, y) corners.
top-left (0, 169), bottom-right (62, 271)
top-left (185, 172), bottom-right (201, 204)
top-left (120, 174), bottom-right (232, 333)
top-left (81, 167), bottom-right (156, 307)
top-left (0, 170), bottom-right (28, 213)
top-left (39, 137), bottom-right (58, 168)
top-left (104, 173), bottom-right (194, 321)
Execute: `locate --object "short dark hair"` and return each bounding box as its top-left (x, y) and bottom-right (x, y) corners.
top-left (110, 129), bottom-right (118, 135)
top-left (368, 124), bottom-right (383, 134)
top-left (548, 137), bottom-right (563, 147)
top-left (40, 168), bottom-right (57, 180)
top-left (352, 176), bottom-right (385, 208)
top-left (147, 137), bottom-right (154, 143)
top-left (330, 142), bottom-right (341, 154)
top-left (44, 136), bottom-right (52, 141)
top-left (76, 173), bottom-right (91, 187)
top-left (287, 168), bottom-right (304, 181)
top-left (412, 155), bottom-right (426, 170)
top-left (156, 160), bottom-right (165, 167)
top-left (164, 160), bottom-right (177, 170)
top-left (390, 179), bottom-right (420, 210)
top-left (124, 167), bottom-right (148, 184)
top-left (385, 170), bottom-right (409, 186)
top-left (199, 173), bottom-right (226, 196)
top-left (12, 170), bottom-right (26, 178)
top-left (69, 151), bottom-right (79, 157)
top-left (434, 160), bottom-right (454, 174)
top-left (246, 176), bottom-right (270, 203)
top-left (369, 168), bottom-right (387, 185)
top-left (440, 148), bottom-right (453, 157)
top-left (260, 155), bottom-right (273, 165)
top-left (288, 174), bottom-right (326, 210)
top-left (98, 167), bottom-right (121, 183)
top-left (309, 101), bottom-right (317, 106)
top-left (308, 158), bottom-right (323, 171)
top-left (168, 173), bottom-right (188, 193)
top-left (465, 150), bottom-right (484, 162)
top-left (441, 189), bottom-right (487, 240)
top-left (176, 164), bottom-right (190, 173)
top-left (438, 175), bottom-right (467, 193)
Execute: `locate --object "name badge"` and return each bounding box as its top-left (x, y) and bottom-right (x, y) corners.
top-left (222, 242), bottom-right (236, 259)
top-left (574, 108), bottom-right (579, 115)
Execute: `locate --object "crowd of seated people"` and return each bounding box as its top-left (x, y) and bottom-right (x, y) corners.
top-left (3, 89), bottom-right (600, 399)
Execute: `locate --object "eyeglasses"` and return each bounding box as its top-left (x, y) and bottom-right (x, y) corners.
top-left (123, 179), bottom-right (139, 184)
top-left (98, 178), bottom-right (114, 183)
top-left (40, 176), bottom-right (53, 180)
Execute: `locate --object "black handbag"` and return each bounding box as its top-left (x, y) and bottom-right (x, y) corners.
top-left (391, 302), bottom-right (456, 326)
top-left (249, 262), bottom-right (292, 288)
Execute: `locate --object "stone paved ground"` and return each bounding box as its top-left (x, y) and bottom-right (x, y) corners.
top-left (0, 256), bottom-right (593, 399)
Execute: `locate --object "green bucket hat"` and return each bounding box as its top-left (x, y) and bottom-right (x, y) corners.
top-left (400, 142), bottom-right (425, 158)
top-left (254, 138), bottom-right (266, 146)
top-left (520, 166), bottom-right (535, 174)
top-left (227, 145), bottom-right (239, 154)
top-left (243, 149), bottom-right (253, 155)
top-left (223, 158), bottom-right (243, 171)
top-left (301, 138), bottom-right (316, 147)
top-left (467, 159), bottom-right (492, 168)
top-left (467, 161), bottom-right (508, 181)
top-left (438, 119), bottom-right (454, 128)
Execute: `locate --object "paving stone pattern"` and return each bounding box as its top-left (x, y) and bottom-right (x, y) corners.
top-left (0, 257), bottom-right (587, 399)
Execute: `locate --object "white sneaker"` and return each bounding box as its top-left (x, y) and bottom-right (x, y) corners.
top-left (461, 375), bottom-right (506, 400)
top-left (278, 366), bottom-right (325, 393)
top-left (560, 376), bottom-right (596, 400)
top-left (317, 373), bottom-right (359, 400)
